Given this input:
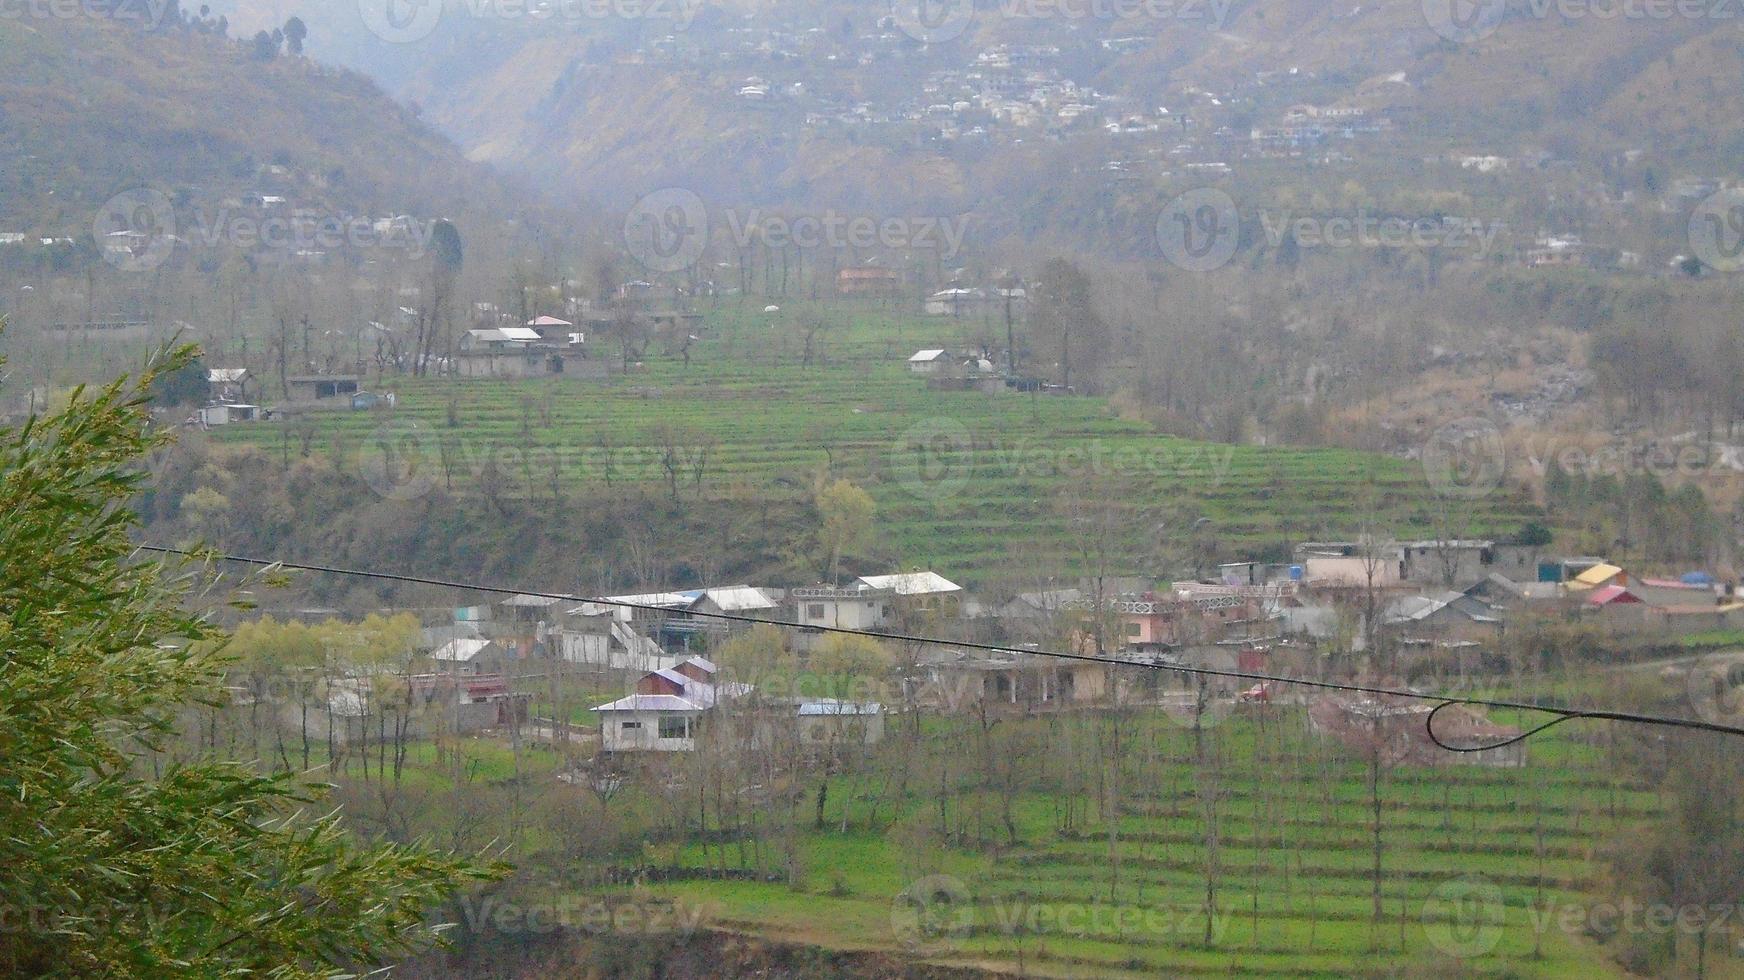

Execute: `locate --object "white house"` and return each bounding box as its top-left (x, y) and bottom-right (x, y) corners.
top-left (791, 583), bottom-right (895, 632)
top-left (196, 404), bottom-right (259, 426)
top-left (464, 326), bottom-right (542, 350)
top-left (593, 694), bottom-right (707, 751)
top-left (593, 657), bottom-right (750, 752)
top-left (907, 349), bottom-right (951, 374)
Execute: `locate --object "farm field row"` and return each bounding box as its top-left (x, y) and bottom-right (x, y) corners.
top-left (207, 307), bottom-right (1540, 578)
top-left (629, 711), bottom-right (1661, 978)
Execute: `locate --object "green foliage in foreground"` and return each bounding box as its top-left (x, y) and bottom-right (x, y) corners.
top-left (0, 338), bottom-right (501, 977)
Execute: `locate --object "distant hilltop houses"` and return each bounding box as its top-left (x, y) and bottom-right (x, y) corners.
top-left (248, 540), bottom-right (1743, 770)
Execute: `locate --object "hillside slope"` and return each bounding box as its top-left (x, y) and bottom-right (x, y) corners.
top-left (229, 0), bottom-right (1744, 226)
top-left (0, 16), bottom-right (512, 234)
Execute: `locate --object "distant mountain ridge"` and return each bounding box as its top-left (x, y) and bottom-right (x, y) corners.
top-left (0, 15), bottom-right (505, 237)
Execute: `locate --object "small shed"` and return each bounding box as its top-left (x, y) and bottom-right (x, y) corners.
top-left (197, 403), bottom-right (258, 426)
top-left (286, 376), bottom-right (360, 402)
top-left (907, 349), bottom-right (950, 374)
top-left (797, 700), bottom-right (886, 746)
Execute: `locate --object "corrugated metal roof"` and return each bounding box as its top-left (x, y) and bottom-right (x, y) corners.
top-left (432, 638), bottom-right (493, 661)
top-left (908, 349), bottom-right (947, 361)
top-left (1571, 563), bottom-right (1623, 587)
top-left (1586, 584), bottom-right (1641, 605)
top-left (696, 586), bottom-right (777, 612)
top-left (593, 694), bottom-right (705, 713)
top-left (857, 572), bottom-right (961, 596)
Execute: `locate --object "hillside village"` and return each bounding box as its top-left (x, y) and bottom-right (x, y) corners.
top-left (267, 537), bottom-right (1744, 778)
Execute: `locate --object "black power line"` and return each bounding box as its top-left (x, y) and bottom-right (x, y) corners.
top-left (136, 545), bottom-right (1744, 752)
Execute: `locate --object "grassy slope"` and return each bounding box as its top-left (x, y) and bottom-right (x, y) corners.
top-left (208, 299), bottom-right (1539, 585)
top-left (620, 710), bottom-right (1656, 978)
top-left (0, 17), bottom-right (484, 231)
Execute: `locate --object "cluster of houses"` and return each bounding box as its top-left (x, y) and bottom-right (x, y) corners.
top-left (282, 535), bottom-right (1739, 769)
top-left (189, 368), bottom-right (394, 427)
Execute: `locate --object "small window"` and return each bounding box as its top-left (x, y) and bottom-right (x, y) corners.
top-left (807, 604), bottom-right (825, 619)
top-left (658, 716), bottom-right (691, 739)
top-left (621, 721), bottom-right (642, 731)
top-left (1125, 623), bottom-right (1141, 637)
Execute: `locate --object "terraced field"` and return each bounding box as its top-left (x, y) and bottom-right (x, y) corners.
top-left (645, 708), bottom-right (1665, 978)
top-left (210, 300), bottom-right (1539, 580)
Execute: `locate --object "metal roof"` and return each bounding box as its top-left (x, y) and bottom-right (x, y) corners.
top-left (431, 638), bottom-right (493, 662)
top-left (857, 572), bottom-right (962, 596)
top-left (695, 586), bottom-right (778, 612)
top-left (593, 694), bottom-right (706, 713)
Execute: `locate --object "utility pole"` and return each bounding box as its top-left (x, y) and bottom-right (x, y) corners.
top-left (1004, 280), bottom-right (1017, 376)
